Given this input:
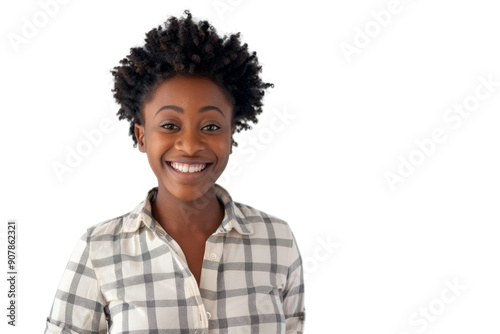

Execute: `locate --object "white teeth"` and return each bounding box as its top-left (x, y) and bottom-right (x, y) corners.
top-left (170, 162), bottom-right (208, 173)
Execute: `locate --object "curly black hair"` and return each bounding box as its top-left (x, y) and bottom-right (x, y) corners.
top-left (110, 10), bottom-right (273, 147)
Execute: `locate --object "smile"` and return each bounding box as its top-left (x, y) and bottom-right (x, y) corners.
top-left (167, 162), bottom-right (210, 174)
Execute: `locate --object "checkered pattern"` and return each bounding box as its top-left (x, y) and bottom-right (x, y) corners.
top-left (44, 184), bottom-right (305, 333)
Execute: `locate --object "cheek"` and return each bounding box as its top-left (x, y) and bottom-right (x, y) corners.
top-left (214, 135), bottom-right (233, 160)
top-left (146, 132), bottom-right (171, 164)
top-left (210, 146), bottom-right (231, 183)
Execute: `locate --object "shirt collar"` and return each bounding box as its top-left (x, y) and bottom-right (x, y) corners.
top-left (122, 184), bottom-right (254, 235)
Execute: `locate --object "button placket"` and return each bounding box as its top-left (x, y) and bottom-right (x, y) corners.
top-left (205, 235), bottom-right (224, 264)
top-left (197, 303), bottom-right (209, 327)
top-left (199, 236), bottom-right (223, 327)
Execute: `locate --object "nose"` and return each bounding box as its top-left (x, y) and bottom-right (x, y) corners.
top-left (174, 126), bottom-right (206, 155)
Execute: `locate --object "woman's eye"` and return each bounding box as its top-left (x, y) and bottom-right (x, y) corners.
top-left (161, 123), bottom-right (178, 130)
top-left (203, 124), bottom-right (221, 131)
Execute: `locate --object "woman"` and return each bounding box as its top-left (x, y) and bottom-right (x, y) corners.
top-left (44, 10), bottom-right (305, 333)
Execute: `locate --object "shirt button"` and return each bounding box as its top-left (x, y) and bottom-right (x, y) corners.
top-left (209, 253), bottom-right (217, 260)
top-left (206, 311), bottom-right (211, 319)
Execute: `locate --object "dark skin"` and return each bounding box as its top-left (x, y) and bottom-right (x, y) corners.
top-left (134, 75), bottom-right (235, 286)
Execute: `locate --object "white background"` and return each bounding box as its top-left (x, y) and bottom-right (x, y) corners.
top-left (1, 0), bottom-right (500, 333)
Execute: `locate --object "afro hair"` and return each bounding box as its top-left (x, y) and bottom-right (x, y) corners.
top-left (110, 10), bottom-right (274, 147)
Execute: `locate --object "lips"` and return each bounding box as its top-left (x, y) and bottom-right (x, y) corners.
top-left (166, 160), bottom-right (213, 179)
top-left (169, 162), bottom-right (208, 173)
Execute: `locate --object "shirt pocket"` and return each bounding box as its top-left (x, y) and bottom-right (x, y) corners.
top-left (252, 286), bottom-right (286, 334)
top-left (254, 285), bottom-right (284, 316)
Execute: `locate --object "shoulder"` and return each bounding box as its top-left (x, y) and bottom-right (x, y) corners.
top-left (83, 191), bottom-right (151, 240)
top-left (72, 210), bottom-right (137, 264)
top-left (234, 200), bottom-right (296, 242)
top-left (83, 207), bottom-right (137, 242)
top-left (232, 201), bottom-right (303, 271)
top-left (234, 201), bottom-right (287, 225)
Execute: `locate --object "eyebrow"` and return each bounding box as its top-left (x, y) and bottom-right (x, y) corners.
top-left (155, 105), bottom-right (225, 118)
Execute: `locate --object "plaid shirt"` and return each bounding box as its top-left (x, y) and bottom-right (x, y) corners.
top-left (44, 184), bottom-right (305, 333)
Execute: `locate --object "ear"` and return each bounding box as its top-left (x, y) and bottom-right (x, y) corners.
top-left (134, 123), bottom-right (146, 153)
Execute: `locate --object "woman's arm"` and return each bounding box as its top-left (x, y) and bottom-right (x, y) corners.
top-left (283, 232), bottom-right (306, 334)
top-left (44, 232), bottom-right (108, 334)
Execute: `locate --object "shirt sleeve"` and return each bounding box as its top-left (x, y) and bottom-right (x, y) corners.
top-left (44, 231), bottom-right (108, 334)
top-left (283, 231), bottom-right (306, 334)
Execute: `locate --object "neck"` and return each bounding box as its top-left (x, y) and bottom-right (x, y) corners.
top-left (152, 184), bottom-right (224, 235)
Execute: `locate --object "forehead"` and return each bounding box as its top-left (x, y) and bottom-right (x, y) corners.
top-left (145, 75), bottom-right (233, 112)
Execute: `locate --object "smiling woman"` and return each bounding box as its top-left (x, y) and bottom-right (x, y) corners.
top-left (44, 9), bottom-right (305, 334)
top-left (136, 76), bottom-right (234, 204)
